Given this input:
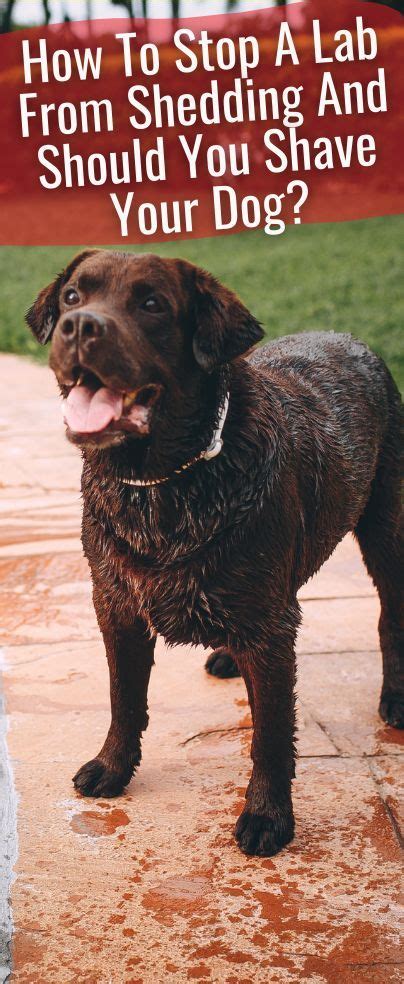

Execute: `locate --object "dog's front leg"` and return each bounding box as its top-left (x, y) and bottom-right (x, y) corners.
top-left (234, 617), bottom-right (298, 857)
top-left (73, 596), bottom-right (155, 798)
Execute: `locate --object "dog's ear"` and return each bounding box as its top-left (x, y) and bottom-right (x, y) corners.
top-left (26, 250), bottom-right (99, 345)
top-left (191, 265), bottom-right (264, 371)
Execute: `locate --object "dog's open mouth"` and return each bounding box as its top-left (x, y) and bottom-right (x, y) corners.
top-left (62, 370), bottom-right (162, 437)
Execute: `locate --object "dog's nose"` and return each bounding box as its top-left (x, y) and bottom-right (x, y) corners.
top-left (59, 311), bottom-right (107, 346)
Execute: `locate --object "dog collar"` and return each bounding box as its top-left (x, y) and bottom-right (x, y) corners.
top-left (121, 390), bottom-right (230, 488)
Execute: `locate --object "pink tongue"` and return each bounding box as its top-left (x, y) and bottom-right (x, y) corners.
top-left (63, 386), bottom-right (123, 434)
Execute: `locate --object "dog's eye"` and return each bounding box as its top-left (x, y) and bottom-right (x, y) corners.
top-left (141, 296), bottom-right (161, 314)
top-left (64, 288), bottom-right (79, 306)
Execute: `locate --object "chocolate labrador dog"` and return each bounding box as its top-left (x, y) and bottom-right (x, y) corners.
top-left (27, 249), bottom-right (403, 856)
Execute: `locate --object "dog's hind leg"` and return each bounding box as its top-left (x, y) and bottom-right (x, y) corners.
top-left (355, 400), bottom-right (403, 729)
top-left (205, 648), bottom-right (241, 678)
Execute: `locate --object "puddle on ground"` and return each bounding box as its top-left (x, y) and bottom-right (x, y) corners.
top-left (375, 723), bottom-right (404, 749)
top-left (142, 875), bottom-right (211, 916)
top-left (70, 808), bottom-right (130, 837)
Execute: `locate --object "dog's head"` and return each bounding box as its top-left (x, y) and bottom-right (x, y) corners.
top-left (26, 250), bottom-right (263, 449)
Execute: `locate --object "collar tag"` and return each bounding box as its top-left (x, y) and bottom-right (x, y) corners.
top-left (203, 437), bottom-right (223, 461)
top-left (202, 392), bottom-right (229, 461)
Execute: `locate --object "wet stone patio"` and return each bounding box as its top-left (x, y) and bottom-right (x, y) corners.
top-left (0, 354), bottom-right (402, 983)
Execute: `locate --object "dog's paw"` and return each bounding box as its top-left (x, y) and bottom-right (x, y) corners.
top-left (234, 808), bottom-right (295, 857)
top-left (379, 693), bottom-right (404, 729)
top-left (73, 758), bottom-right (131, 798)
top-left (205, 648), bottom-right (240, 678)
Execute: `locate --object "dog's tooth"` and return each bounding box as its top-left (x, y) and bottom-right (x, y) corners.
top-left (123, 390), bottom-right (138, 408)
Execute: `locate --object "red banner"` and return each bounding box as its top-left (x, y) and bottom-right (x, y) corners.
top-left (0, 0), bottom-right (403, 245)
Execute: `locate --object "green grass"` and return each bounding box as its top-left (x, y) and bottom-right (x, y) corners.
top-left (0, 215), bottom-right (403, 391)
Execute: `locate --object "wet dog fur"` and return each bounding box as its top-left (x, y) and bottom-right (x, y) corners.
top-left (27, 249), bottom-right (403, 856)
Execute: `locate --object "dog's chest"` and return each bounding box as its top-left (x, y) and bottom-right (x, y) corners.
top-left (104, 484), bottom-right (252, 647)
top-left (85, 460), bottom-right (269, 648)
top-left (134, 563), bottom-right (227, 647)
